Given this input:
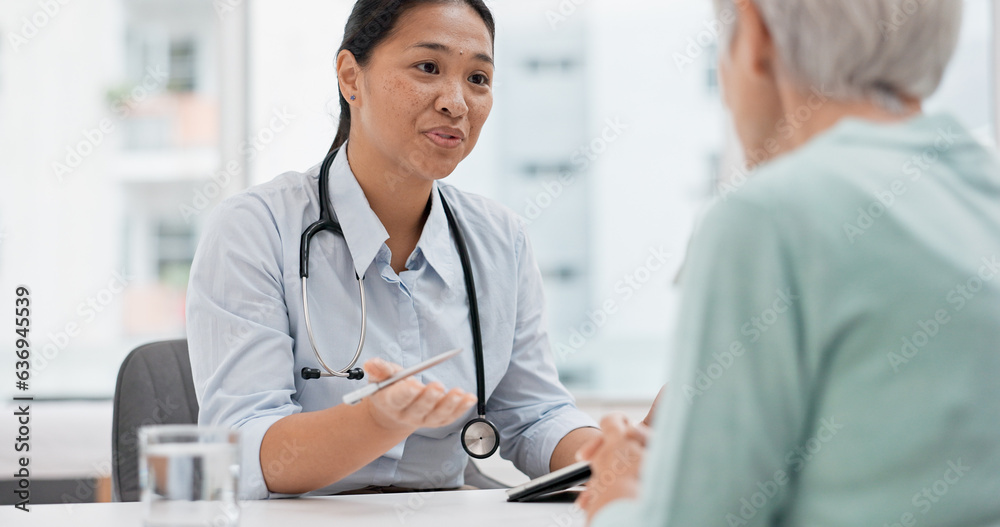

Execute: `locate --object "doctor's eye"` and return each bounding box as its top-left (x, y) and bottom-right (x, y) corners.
top-left (417, 62), bottom-right (439, 75)
top-left (468, 73), bottom-right (490, 86)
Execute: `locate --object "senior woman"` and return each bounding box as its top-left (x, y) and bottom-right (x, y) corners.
top-left (579, 1), bottom-right (1000, 526)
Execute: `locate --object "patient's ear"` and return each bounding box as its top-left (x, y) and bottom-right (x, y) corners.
top-left (730, 0), bottom-right (777, 82)
top-left (722, 0), bottom-right (786, 167)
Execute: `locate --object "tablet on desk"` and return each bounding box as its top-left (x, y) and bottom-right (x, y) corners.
top-left (506, 461), bottom-right (591, 503)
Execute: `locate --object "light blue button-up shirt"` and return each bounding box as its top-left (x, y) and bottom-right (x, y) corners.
top-left (186, 146), bottom-right (595, 499)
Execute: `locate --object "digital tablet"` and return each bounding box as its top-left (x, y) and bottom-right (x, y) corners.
top-left (506, 460), bottom-right (591, 502)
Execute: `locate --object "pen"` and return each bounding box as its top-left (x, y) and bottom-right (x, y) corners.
top-left (342, 348), bottom-right (463, 405)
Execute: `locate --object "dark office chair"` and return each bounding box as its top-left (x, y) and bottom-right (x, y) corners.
top-left (111, 339), bottom-right (506, 502)
top-left (111, 339), bottom-right (199, 502)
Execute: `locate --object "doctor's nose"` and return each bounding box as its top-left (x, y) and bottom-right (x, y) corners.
top-left (436, 81), bottom-right (469, 118)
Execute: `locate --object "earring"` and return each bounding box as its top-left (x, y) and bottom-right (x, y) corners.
top-left (350, 95), bottom-right (356, 101)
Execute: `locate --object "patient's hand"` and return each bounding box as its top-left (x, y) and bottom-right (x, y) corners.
top-left (575, 414), bottom-right (649, 522)
top-left (642, 384), bottom-right (667, 427)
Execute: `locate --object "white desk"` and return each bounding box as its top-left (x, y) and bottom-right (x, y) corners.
top-left (0, 400), bottom-right (113, 480)
top-left (0, 489), bottom-right (585, 526)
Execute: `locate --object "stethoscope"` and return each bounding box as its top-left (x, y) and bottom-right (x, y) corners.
top-left (297, 147), bottom-right (500, 459)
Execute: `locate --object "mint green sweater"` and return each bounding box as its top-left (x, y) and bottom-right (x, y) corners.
top-left (594, 114), bottom-right (1000, 527)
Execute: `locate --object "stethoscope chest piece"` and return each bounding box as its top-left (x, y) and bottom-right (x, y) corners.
top-left (462, 417), bottom-right (500, 459)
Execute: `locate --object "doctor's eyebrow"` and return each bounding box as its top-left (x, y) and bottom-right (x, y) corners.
top-left (409, 42), bottom-right (494, 66)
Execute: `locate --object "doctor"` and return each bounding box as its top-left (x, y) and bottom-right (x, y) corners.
top-left (186, 0), bottom-right (602, 499)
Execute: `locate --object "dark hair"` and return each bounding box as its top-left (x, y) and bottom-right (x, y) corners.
top-left (329, 0), bottom-right (496, 153)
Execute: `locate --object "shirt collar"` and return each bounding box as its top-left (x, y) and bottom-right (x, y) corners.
top-left (824, 113), bottom-right (976, 150)
top-left (411, 186), bottom-right (458, 286)
top-left (327, 145), bottom-right (389, 278)
top-left (326, 145), bottom-right (458, 285)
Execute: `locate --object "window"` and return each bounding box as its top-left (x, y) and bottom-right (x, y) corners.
top-left (155, 221), bottom-right (197, 287)
top-left (122, 117), bottom-right (171, 150)
top-left (0, 0), bottom-right (220, 399)
top-left (167, 39), bottom-right (197, 92)
top-left (706, 151), bottom-right (723, 196)
top-left (1, 0), bottom-right (994, 402)
top-left (705, 43), bottom-right (719, 94)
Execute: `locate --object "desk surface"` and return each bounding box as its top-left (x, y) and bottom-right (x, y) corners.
top-left (0, 489), bottom-right (585, 526)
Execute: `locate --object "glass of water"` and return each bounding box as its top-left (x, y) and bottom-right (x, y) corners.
top-left (139, 425), bottom-right (241, 527)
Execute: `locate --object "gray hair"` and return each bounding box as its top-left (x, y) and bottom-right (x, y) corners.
top-left (712, 0), bottom-right (963, 110)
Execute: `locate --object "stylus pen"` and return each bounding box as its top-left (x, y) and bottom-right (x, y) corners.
top-left (342, 348), bottom-right (463, 406)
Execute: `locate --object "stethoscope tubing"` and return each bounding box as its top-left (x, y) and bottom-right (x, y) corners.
top-left (299, 146), bottom-right (498, 458)
top-left (301, 275), bottom-right (367, 378)
top-left (439, 193), bottom-right (488, 420)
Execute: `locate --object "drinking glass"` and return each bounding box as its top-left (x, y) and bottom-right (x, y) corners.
top-left (139, 425), bottom-right (240, 527)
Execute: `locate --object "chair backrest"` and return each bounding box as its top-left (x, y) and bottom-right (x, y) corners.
top-left (111, 339), bottom-right (199, 502)
top-left (463, 460), bottom-right (509, 490)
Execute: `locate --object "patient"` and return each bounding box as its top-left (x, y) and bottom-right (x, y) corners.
top-left (578, 1), bottom-right (1000, 526)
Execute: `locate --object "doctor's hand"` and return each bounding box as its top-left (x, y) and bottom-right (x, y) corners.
top-left (575, 414), bottom-right (649, 523)
top-left (360, 358), bottom-right (478, 432)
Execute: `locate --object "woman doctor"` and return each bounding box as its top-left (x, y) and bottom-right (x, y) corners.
top-left (186, 0), bottom-right (603, 498)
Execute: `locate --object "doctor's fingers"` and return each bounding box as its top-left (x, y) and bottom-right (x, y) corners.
top-left (363, 358), bottom-right (404, 382)
top-left (423, 389), bottom-right (477, 427)
top-left (399, 381), bottom-right (452, 420)
top-left (377, 376), bottom-right (426, 410)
